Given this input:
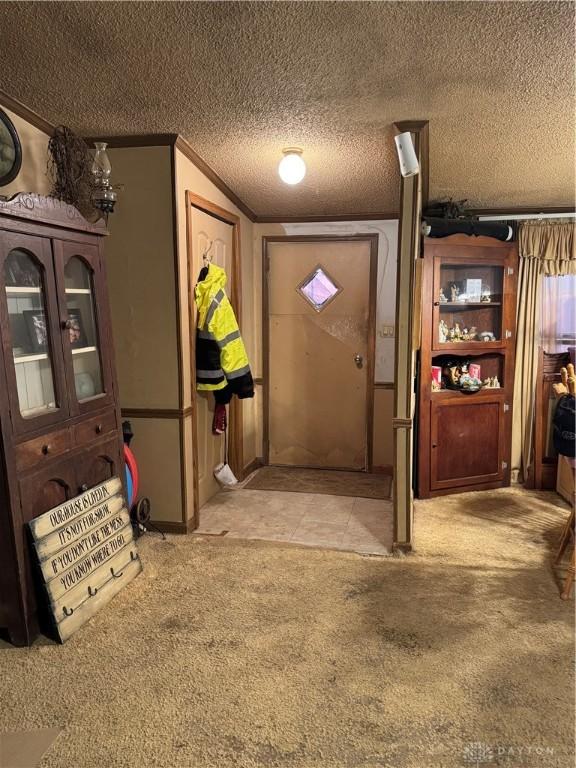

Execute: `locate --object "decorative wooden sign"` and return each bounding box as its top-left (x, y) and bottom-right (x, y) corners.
top-left (29, 477), bottom-right (142, 643)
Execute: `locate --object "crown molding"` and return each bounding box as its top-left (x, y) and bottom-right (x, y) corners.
top-left (0, 90), bottom-right (55, 135)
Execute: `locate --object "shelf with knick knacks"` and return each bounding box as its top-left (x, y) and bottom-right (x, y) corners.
top-left (433, 261), bottom-right (510, 349)
top-left (430, 353), bottom-right (505, 395)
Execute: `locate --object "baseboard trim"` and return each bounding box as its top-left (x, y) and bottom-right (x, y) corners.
top-left (242, 457), bottom-right (264, 478)
top-left (372, 465), bottom-right (393, 475)
top-left (392, 542), bottom-right (413, 554)
top-left (148, 519), bottom-right (188, 535)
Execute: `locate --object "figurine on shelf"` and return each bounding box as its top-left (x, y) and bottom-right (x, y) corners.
top-left (461, 326), bottom-right (478, 341)
top-left (444, 365), bottom-right (460, 388)
top-left (478, 331), bottom-right (496, 342)
top-left (461, 375), bottom-right (483, 391)
top-left (483, 376), bottom-right (501, 389)
top-left (453, 322), bottom-right (462, 341)
top-left (439, 288), bottom-right (448, 304)
top-left (450, 283), bottom-right (460, 302)
top-left (439, 319), bottom-right (449, 343)
top-left (481, 286), bottom-right (492, 303)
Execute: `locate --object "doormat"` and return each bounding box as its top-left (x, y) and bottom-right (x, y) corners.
top-left (244, 467), bottom-right (392, 500)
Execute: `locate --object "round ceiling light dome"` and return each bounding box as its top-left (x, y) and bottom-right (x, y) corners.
top-left (278, 148), bottom-right (306, 185)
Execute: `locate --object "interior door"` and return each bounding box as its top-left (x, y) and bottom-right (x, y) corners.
top-left (0, 230), bottom-right (69, 435)
top-left (190, 206), bottom-right (235, 509)
top-left (53, 240), bottom-right (115, 415)
top-left (266, 238), bottom-right (375, 469)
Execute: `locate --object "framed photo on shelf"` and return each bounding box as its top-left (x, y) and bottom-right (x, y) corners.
top-left (67, 308), bottom-right (88, 349)
top-left (23, 309), bottom-right (48, 353)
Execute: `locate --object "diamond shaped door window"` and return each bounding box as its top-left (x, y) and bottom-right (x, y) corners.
top-left (297, 266), bottom-right (342, 312)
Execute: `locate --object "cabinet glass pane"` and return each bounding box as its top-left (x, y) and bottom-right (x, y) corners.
top-left (64, 256), bottom-right (103, 401)
top-left (4, 249), bottom-right (57, 417)
top-left (438, 264), bottom-right (503, 344)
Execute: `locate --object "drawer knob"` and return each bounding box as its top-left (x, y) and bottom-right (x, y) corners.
top-left (79, 483), bottom-right (88, 493)
top-left (41, 444), bottom-right (50, 455)
top-left (95, 424), bottom-right (103, 434)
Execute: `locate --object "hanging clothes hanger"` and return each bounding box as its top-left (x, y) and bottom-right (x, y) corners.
top-left (202, 240), bottom-right (214, 266)
top-left (198, 240), bottom-right (214, 283)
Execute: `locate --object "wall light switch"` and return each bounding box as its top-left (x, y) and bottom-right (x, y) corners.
top-left (379, 325), bottom-right (395, 338)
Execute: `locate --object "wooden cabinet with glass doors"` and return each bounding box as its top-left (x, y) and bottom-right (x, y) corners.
top-left (417, 234), bottom-right (518, 498)
top-left (0, 194), bottom-right (124, 646)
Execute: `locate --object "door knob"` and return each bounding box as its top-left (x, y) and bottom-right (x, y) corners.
top-left (354, 354), bottom-right (364, 369)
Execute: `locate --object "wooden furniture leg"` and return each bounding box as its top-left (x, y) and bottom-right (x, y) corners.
top-left (560, 547), bottom-right (575, 601)
top-left (555, 507), bottom-right (575, 600)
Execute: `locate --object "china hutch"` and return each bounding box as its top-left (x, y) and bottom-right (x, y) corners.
top-left (417, 233), bottom-right (518, 498)
top-left (0, 194), bottom-right (124, 645)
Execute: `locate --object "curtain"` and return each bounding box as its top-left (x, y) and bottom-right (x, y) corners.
top-left (512, 219), bottom-right (576, 481)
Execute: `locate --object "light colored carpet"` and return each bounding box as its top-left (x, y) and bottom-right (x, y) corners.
top-left (0, 487), bottom-right (573, 768)
top-left (244, 466), bottom-right (392, 499)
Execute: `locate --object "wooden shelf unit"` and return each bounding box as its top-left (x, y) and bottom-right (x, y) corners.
top-left (417, 234), bottom-right (518, 498)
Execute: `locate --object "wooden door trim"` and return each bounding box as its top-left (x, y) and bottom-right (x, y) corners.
top-left (262, 234), bottom-right (379, 471)
top-left (185, 191), bottom-right (243, 528)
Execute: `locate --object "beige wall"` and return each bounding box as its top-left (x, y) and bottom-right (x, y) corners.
top-left (252, 221), bottom-right (397, 469)
top-left (126, 417), bottom-right (183, 523)
top-left (0, 106), bottom-right (50, 196)
top-left (103, 145), bottom-right (181, 525)
top-left (105, 146), bottom-right (178, 409)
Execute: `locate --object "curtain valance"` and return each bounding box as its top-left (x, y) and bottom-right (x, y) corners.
top-left (519, 219), bottom-right (576, 275)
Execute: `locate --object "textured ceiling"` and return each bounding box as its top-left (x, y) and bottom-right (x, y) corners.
top-left (0, 1), bottom-right (574, 217)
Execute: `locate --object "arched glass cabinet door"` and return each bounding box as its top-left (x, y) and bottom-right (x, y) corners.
top-left (0, 231), bottom-right (69, 433)
top-left (54, 241), bottom-right (114, 414)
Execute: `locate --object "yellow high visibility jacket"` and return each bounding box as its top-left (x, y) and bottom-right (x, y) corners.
top-left (194, 264), bottom-right (254, 404)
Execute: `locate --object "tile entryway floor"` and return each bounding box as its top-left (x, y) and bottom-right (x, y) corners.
top-left (195, 487), bottom-right (393, 555)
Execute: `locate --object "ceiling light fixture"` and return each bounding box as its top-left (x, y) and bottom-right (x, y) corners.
top-left (278, 148), bottom-right (306, 185)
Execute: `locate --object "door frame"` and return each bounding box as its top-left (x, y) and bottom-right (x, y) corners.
top-left (262, 234), bottom-right (378, 471)
top-left (185, 191), bottom-right (243, 519)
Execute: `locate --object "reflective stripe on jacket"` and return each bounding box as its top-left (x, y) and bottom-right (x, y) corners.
top-left (194, 264), bottom-right (254, 399)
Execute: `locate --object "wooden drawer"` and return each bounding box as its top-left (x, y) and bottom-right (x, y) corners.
top-left (74, 410), bottom-right (117, 447)
top-left (15, 427), bottom-right (72, 472)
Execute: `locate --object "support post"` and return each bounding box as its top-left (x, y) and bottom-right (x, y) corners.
top-left (392, 120), bottom-right (429, 552)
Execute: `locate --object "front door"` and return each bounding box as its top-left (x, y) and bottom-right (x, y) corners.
top-left (265, 237), bottom-right (376, 469)
top-left (189, 205), bottom-right (236, 508)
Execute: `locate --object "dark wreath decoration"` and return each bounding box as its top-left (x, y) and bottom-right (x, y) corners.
top-left (47, 126), bottom-right (95, 217)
